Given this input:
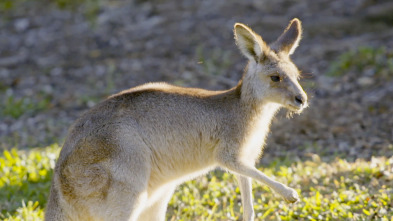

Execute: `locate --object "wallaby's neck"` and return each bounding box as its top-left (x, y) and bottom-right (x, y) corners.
top-left (220, 72), bottom-right (281, 133)
top-left (223, 77), bottom-right (280, 158)
top-left (235, 63), bottom-right (281, 117)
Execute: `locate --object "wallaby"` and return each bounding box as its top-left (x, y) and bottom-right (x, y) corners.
top-left (45, 18), bottom-right (308, 221)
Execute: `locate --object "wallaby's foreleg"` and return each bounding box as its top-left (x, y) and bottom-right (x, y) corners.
top-left (236, 175), bottom-right (255, 221)
top-left (235, 164), bottom-right (298, 202)
top-left (219, 156), bottom-right (299, 203)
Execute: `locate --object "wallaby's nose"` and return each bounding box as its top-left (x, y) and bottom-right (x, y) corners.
top-left (295, 95), bottom-right (304, 105)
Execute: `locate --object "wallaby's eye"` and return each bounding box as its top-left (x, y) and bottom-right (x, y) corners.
top-left (270, 75), bottom-right (281, 82)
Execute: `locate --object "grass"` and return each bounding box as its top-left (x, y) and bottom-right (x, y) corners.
top-left (1, 0), bottom-right (101, 12)
top-left (0, 145), bottom-right (59, 220)
top-left (327, 46), bottom-right (393, 78)
top-left (196, 46), bottom-right (233, 78)
top-left (1, 0), bottom-right (103, 26)
top-left (1, 145), bottom-right (392, 220)
top-left (0, 94), bottom-right (52, 119)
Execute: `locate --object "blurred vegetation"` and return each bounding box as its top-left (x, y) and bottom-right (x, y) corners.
top-left (1, 145), bottom-right (392, 220)
top-left (327, 46), bottom-right (393, 78)
top-left (169, 155), bottom-right (393, 220)
top-left (196, 46), bottom-right (233, 78)
top-left (0, 0), bottom-right (102, 24)
top-left (1, 94), bottom-right (52, 119)
top-left (0, 0), bottom-right (100, 11)
top-left (0, 145), bottom-right (59, 220)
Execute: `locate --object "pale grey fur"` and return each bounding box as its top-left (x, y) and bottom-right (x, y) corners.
top-left (45, 18), bottom-right (307, 221)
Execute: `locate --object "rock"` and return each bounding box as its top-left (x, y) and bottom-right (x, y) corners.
top-left (14, 18), bottom-right (30, 32)
top-left (363, 2), bottom-right (393, 21)
top-left (357, 76), bottom-right (374, 87)
top-left (0, 54), bottom-right (26, 67)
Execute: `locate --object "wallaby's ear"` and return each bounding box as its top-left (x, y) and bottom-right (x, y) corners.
top-left (272, 18), bottom-right (302, 55)
top-left (234, 23), bottom-right (267, 62)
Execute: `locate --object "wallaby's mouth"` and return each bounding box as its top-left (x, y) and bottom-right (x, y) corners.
top-left (287, 102), bottom-right (308, 113)
top-left (286, 104), bottom-right (306, 118)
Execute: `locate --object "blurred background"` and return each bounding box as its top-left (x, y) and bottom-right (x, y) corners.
top-left (1, 0), bottom-right (393, 220)
top-left (1, 0), bottom-right (392, 161)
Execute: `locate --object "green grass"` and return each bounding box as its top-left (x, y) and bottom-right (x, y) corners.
top-left (196, 46), bottom-right (233, 78)
top-left (1, 0), bottom-right (103, 26)
top-left (327, 46), bottom-right (393, 78)
top-left (1, 0), bottom-right (100, 12)
top-left (0, 145), bottom-right (59, 220)
top-left (0, 94), bottom-right (52, 119)
top-left (1, 145), bottom-right (392, 220)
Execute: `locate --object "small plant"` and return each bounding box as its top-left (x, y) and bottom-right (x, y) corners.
top-left (1, 0), bottom-right (99, 11)
top-left (0, 144), bottom-right (60, 219)
top-left (327, 46), bottom-right (393, 78)
top-left (0, 0), bottom-right (103, 26)
top-left (0, 94), bottom-right (51, 119)
top-left (2, 201), bottom-right (44, 221)
top-left (196, 45), bottom-right (233, 77)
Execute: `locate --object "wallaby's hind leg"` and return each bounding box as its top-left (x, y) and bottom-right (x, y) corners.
top-left (51, 127), bottom-right (152, 221)
top-left (138, 186), bottom-right (176, 221)
top-left (236, 175), bottom-right (255, 221)
top-left (96, 187), bottom-right (148, 221)
top-left (46, 162), bottom-right (149, 221)
top-left (85, 134), bottom-right (152, 221)
top-left (47, 159), bottom-right (148, 221)
top-left (90, 176), bottom-right (148, 221)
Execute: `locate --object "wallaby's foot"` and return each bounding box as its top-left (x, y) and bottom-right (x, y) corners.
top-left (282, 186), bottom-right (299, 203)
top-left (274, 184), bottom-right (299, 203)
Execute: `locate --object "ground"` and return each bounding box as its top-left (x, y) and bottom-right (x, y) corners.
top-left (0, 0), bottom-right (392, 220)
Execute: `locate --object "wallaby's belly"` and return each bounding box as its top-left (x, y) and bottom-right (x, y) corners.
top-left (146, 162), bottom-right (216, 206)
top-left (147, 143), bottom-right (218, 188)
top-left (131, 111), bottom-right (220, 189)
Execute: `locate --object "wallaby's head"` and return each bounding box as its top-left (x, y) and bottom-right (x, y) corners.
top-left (234, 18), bottom-right (307, 113)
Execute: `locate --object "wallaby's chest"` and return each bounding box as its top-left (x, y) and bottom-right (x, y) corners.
top-left (238, 107), bottom-right (279, 162)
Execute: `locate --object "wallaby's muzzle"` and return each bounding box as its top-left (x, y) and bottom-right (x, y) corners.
top-left (293, 92), bottom-right (308, 111)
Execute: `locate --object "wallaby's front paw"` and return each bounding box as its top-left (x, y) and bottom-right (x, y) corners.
top-left (274, 184), bottom-right (299, 203)
top-left (282, 187), bottom-right (299, 203)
